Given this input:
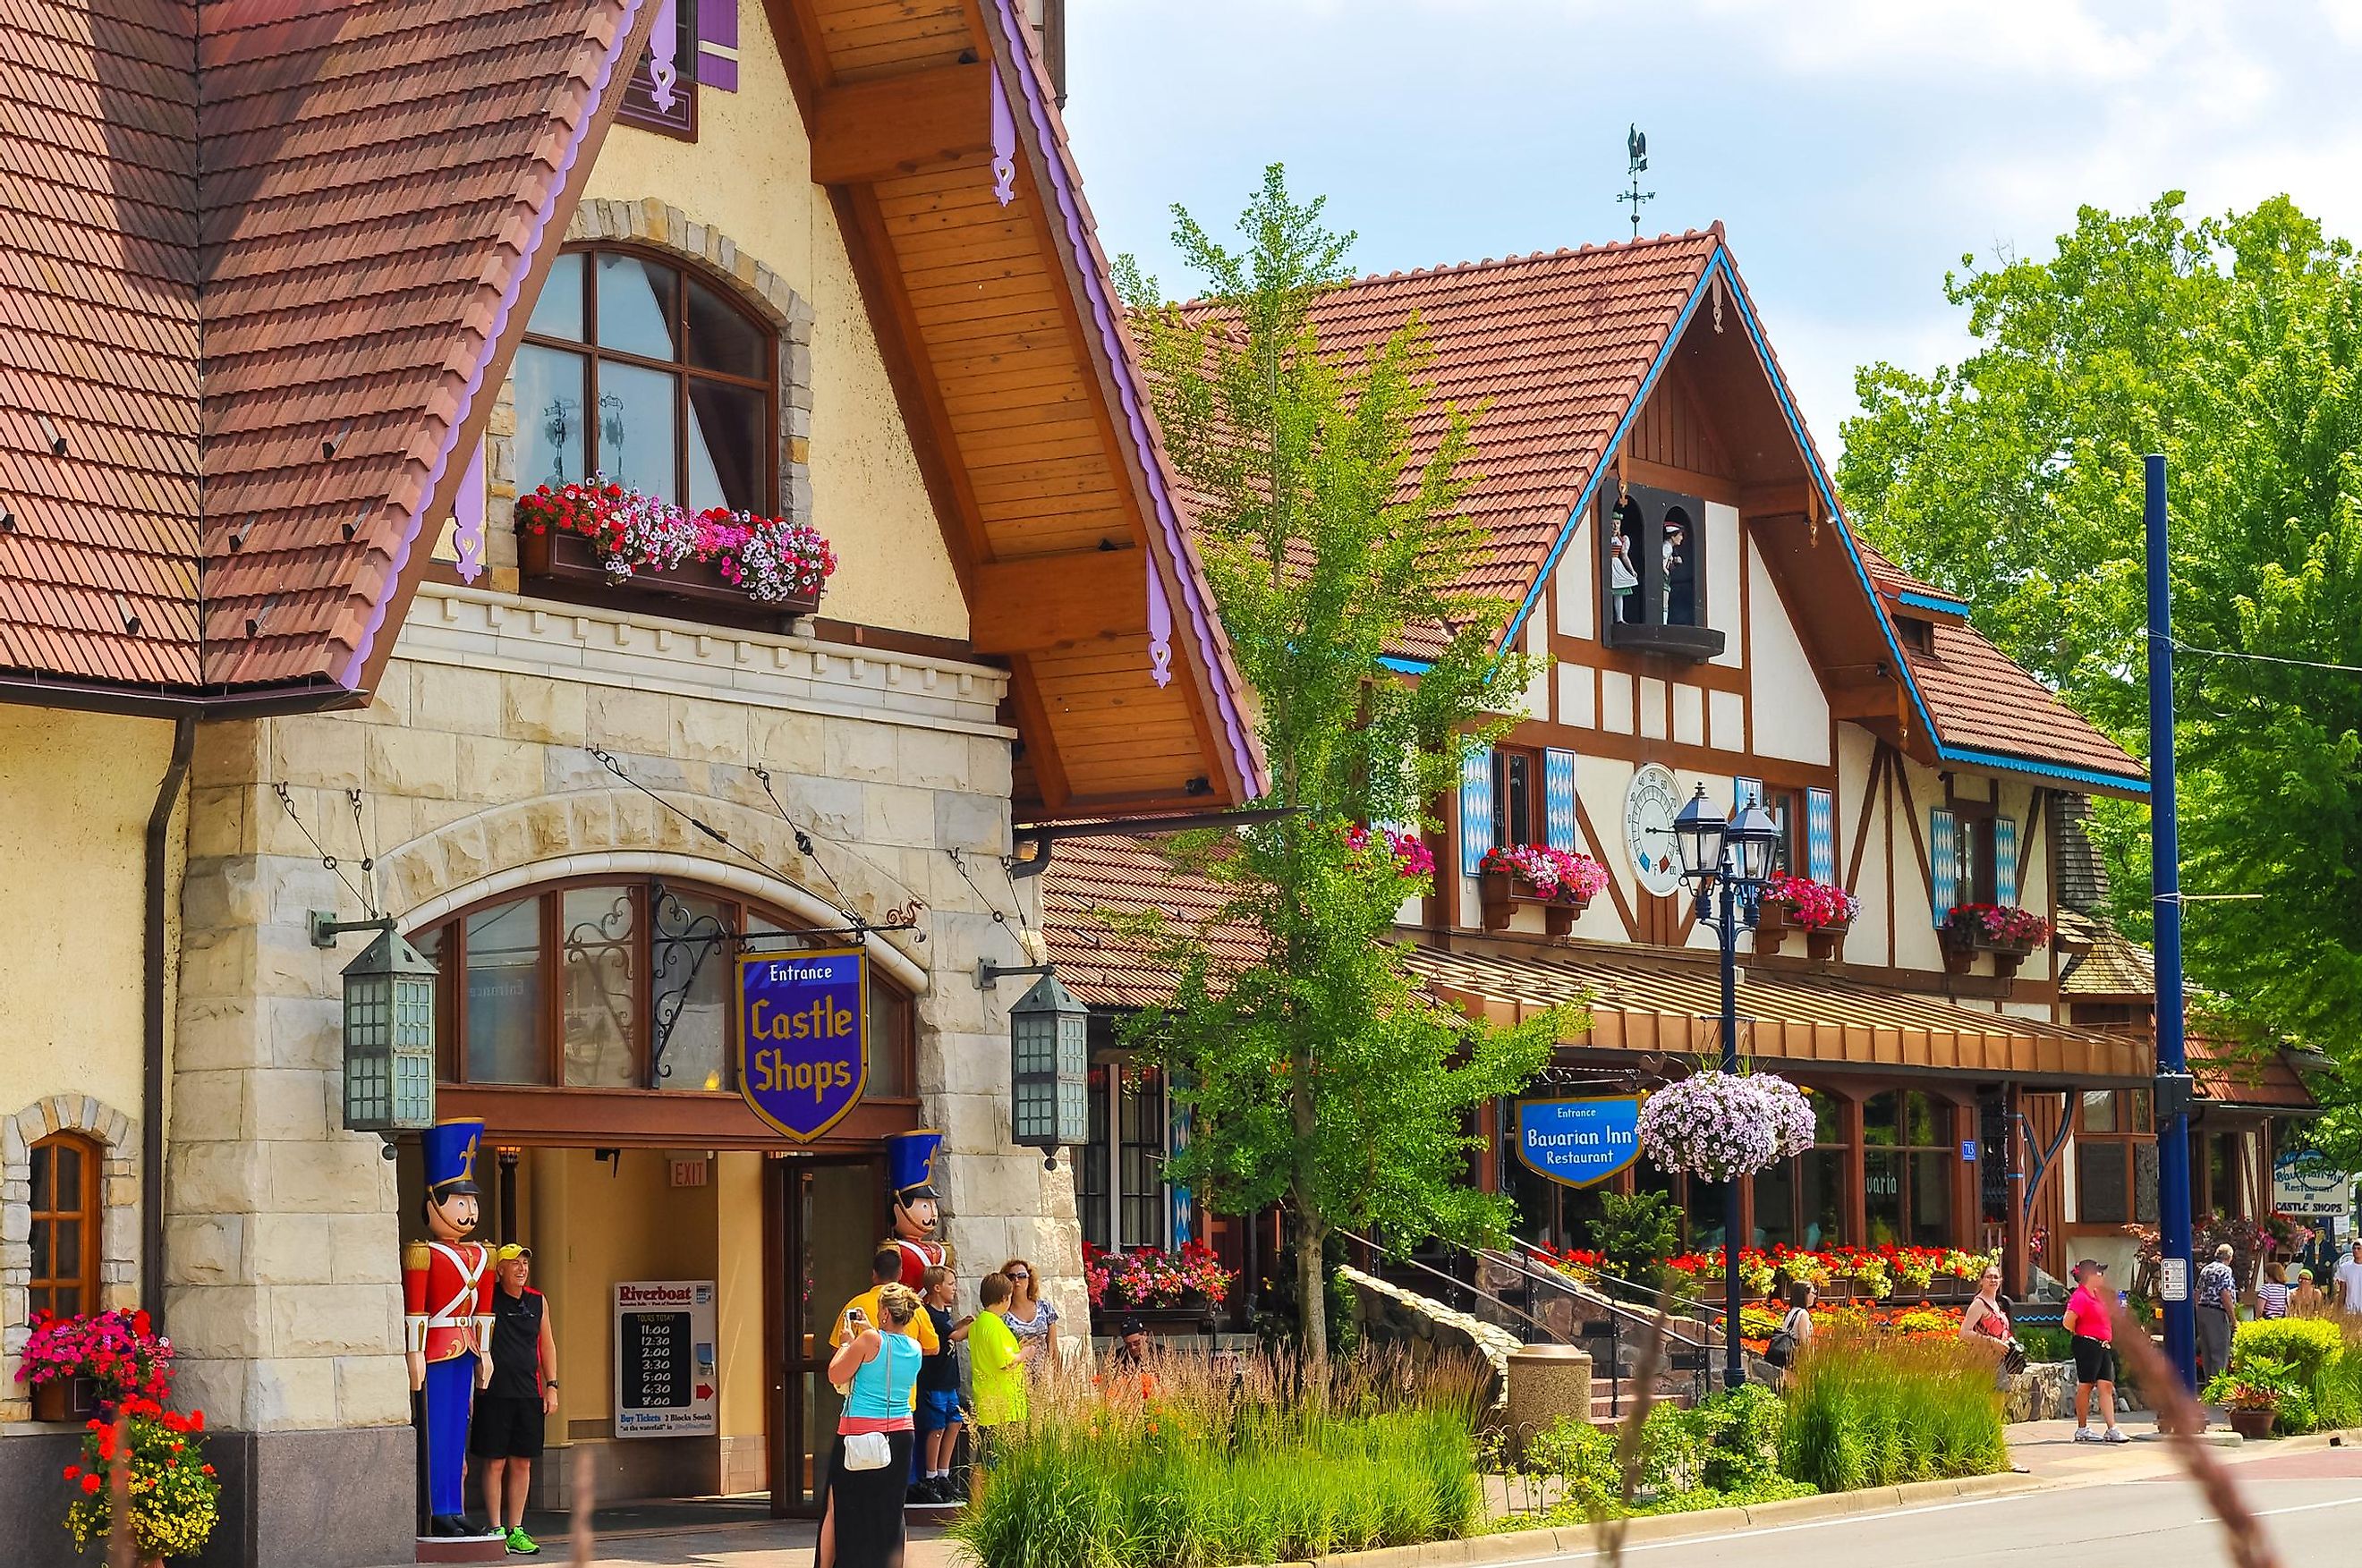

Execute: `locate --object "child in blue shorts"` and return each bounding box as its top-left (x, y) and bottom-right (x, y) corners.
top-left (914, 1265), bottom-right (971, 1502)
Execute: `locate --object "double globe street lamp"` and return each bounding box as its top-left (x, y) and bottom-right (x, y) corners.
top-left (1669, 784), bottom-right (1786, 1390)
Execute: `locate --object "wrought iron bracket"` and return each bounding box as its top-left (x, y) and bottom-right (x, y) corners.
top-left (977, 959), bottom-right (1053, 990)
top-left (310, 911), bottom-right (396, 948)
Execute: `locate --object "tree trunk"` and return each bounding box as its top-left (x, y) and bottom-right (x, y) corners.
top-left (1296, 1213), bottom-right (1330, 1363)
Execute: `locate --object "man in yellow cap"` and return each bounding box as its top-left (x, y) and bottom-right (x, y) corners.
top-left (469, 1243), bottom-right (558, 1555)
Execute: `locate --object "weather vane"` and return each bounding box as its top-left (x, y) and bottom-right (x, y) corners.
top-left (1620, 124), bottom-right (1655, 239)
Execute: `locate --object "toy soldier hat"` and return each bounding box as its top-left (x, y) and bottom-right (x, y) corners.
top-left (422, 1119), bottom-right (485, 1198)
top-left (885, 1128), bottom-right (943, 1202)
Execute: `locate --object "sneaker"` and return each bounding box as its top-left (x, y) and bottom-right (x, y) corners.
top-left (2102, 1428), bottom-right (2133, 1445)
top-left (2072, 1427), bottom-right (2101, 1443)
top-left (506, 1528), bottom-right (541, 1555)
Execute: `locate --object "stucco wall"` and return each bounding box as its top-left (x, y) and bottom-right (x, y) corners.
top-left (574, 1), bottom-right (965, 641)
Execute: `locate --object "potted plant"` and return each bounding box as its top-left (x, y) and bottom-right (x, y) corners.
top-left (2205, 1357), bottom-right (2298, 1440)
top-left (1753, 873), bottom-right (1859, 961)
top-left (1477, 844), bottom-right (1609, 936)
top-left (14, 1309), bottom-right (174, 1425)
top-left (1083, 1242), bottom-right (1240, 1333)
top-left (62, 1397), bottom-right (220, 1565)
top-left (514, 479), bottom-right (837, 616)
top-left (1941, 903), bottom-right (2052, 977)
top-left (1347, 825), bottom-right (1435, 882)
top-left (1636, 1068), bottom-right (1816, 1184)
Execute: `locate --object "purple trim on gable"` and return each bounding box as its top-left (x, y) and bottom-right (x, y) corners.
top-left (340, 1), bottom-right (650, 691)
top-left (983, 0), bottom-right (1261, 794)
top-left (649, 0), bottom-right (680, 112)
top-left (989, 67), bottom-right (1015, 208)
top-left (1146, 547), bottom-right (1172, 688)
top-left (454, 439), bottom-right (488, 583)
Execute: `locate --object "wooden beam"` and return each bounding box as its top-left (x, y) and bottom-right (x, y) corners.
top-left (811, 63), bottom-right (993, 185)
top-left (1829, 681), bottom-right (1901, 721)
top-left (969, 548), bottom-right (1146, 652)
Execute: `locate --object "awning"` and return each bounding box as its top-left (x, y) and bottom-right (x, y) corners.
top-left (1403, 942), bottom-right (2152, 1086)
top-left (2189, 1032), bottom-right (2319, 1114)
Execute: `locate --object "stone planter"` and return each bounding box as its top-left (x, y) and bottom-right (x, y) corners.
top-left (1504, 1343), bottom-right (1594, 1445)
top-left (1478, 872), bottom-right (1589, 937)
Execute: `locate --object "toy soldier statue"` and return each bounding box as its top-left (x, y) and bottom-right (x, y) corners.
top-left (884, 1128), bottom-right (950, 1288)
top-left (404, 1119), bottom-right (497, 1538)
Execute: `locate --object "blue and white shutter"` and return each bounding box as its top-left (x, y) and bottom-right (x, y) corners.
top-left (1168, 1088), bottom-right (1194, 1247)
top-left (1459, 747), bottom-right (1495, 876)
top-left (1930, 808), bottom-right (1957, 925)
top-left (1543, 749), bottom-right (1579, 853)
top-left (1805, 788), bottom-right (1836, 884)
top-left (1994, 817), bottom-right (2018, 907)
top-left (1734, 775), bottom-right (1762, 814)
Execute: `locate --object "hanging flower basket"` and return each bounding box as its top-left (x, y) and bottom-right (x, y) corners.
top-left (14, 1309), bottom-right (173, 1423)
top-left (1637, 1069), bottom-right (1815, 1183)
top-left (1754, 874), bottom-right (1858, 962)
top-left (1478, 845), bottom-right (1608, 936)
top-left (1941, 903), bottom-right (2050, 977)
top-left (515, 479), bottom-right (835, 617)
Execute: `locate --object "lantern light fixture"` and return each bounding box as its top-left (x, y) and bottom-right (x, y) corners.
top-left (313, 912), bottom-right (440, 1148)
top-left (1007, 969), bottom-right (1090, 1169)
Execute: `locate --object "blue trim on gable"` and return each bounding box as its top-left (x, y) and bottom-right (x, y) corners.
top-left (1379, 655), bottom-right (1432, 674)
top-left (1896, 589), bottom-right (1973, 614)
top-left (1933, 744), bottom-right (2150, 796)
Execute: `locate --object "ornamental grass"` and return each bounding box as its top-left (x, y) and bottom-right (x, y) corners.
top-left (950, 1347), bottom-right (1487, 1568)
top-left (1775, 1326), bottom-right (2009, 1493)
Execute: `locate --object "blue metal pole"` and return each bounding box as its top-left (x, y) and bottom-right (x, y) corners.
top-left (1721, 874), bottom-right (1744, 1392)
top-left (2146, 453), bottom-right (2197, 1389)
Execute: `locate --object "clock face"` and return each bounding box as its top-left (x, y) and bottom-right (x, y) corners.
top-left (1624, 762), bottom-right (1686, 899)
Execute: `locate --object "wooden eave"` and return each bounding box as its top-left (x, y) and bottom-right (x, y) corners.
top-left (759, 0), bottom-right (1262, 818)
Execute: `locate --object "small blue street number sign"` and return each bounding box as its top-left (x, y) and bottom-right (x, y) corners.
top-left (1960, 1140), bottom-right (1978, 1162)
top-left (1512, 1098), bottom-right (1644, 1190)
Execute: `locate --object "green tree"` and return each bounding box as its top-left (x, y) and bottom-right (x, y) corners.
top-left (1838, 192), bottom-right (2362, 1056)
top-left (1114, 166), bottom-right (1570, 1357)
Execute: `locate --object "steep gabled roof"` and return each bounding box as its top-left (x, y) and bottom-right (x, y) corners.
top-left (0, 0), bottom-right (653, 700)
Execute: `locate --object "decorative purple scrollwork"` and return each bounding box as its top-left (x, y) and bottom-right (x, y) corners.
top-left (1146, 549), bottom-right (1172, 688)
top-left (454, 438), bottom-right (488, 583)
top-left (989, 66), bottom-right (1016, 208)
top-left (649, 0), bottom-right (680, 112)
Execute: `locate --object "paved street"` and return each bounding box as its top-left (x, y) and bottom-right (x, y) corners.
top-left (1553, 1443), bottom-right (2362, 1568)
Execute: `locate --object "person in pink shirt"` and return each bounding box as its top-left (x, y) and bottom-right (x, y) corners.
top-left (2061, 1259), bottom-right (2129, 1444)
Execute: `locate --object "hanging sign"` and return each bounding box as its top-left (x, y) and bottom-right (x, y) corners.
top-left (614, 1280), bottom-right (718, 1437)
top-left (1512, 1098), bottom-right (1644, 1190)
top-left (2273, 1150), bottom-right (2354, 1219)
top-left (737, 948), bottom-right (868, 1141)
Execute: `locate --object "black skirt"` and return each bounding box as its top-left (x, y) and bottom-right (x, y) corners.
top-left (827, 1428), bottom-right (913, 1568)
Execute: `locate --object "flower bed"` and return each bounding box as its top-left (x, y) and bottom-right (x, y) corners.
top-left (1636, 1070), bottom-right (1814, 1182)
top-left (953, 1350), bottom-right (1485, 1568)
top-left (1348, 824), bottom-right (1436, 879)
top-left (514, 479), bottom-right (836, 612)
top-left (1083, 1241), bottom-right (1238, 1310)
top-left (1477, 845), bottom-right (1606, 936)
top-left (1658, 1245), bottom-right (1998, 1305)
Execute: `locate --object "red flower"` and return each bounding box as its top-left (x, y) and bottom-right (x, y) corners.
top-left (81, 1473), bottom-right (101, 1495)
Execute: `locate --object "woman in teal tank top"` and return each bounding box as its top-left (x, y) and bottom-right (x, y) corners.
top-left (822, 1281), bottom-right (923, 1568)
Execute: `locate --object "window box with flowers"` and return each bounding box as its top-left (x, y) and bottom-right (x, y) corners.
top-left (515, 479), bottom-right (837, 626)
top-left (1478, 845), bottom-right (1610, 937)
top-left (1753, 873), bottom-right (1859, 962)
top-left (1082, 1242), bottom-right (1240, 1333)
top-left (14, 1308), bottom-right (173, 1424)
top-left (1941, 903), bottom-right (2051, 977)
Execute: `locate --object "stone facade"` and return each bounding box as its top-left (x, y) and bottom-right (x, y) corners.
top-left (0, 1095), bottom-right (139, 1422)
top-left (166, 572), bottom-right (1087, 1558)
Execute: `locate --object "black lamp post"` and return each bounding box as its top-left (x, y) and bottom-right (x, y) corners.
top-left (1670, 784), bottom-right (1784, 1390)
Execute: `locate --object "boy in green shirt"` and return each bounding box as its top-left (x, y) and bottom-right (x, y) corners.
top-left (967, 1270), bottom-right (1030, 1462)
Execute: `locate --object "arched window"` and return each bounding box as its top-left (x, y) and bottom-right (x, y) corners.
top-left (514, 248), bottom-right (776, 513)
top-left (411, 877), bottom-right (914, 1098)
top-left (30, 1132), bottom-right (99, 1318)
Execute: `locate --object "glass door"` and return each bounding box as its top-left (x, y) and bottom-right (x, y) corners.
top-left (765, 1156), bottom-right (883, 1517)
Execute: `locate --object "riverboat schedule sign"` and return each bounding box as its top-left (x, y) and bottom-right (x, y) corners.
top-left (2273, 1150), bottom-right (2355, 1219)
top-left (1512, 1098), bottom-right (1644, 1189)
top-left (614, 1281), bottom-right (718, 1437)
top-left (737, 948), bottom-right (867, 1140)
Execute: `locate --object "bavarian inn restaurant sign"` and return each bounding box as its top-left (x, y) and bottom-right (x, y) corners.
top-left (1513, 1097), bottom-right (1644, 1189)
top-left (737, 947), bottom-right (868, 1140)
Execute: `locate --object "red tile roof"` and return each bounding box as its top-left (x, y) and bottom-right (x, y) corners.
top-left (0, 0), bottom-right (645, 697)
top-left (1040, 835), bottom-right (1262, 1009)
top-left (2188, 1030), bottom-right (2317, 1112)
top-left (1903, 618), bottom-right (2142, 783)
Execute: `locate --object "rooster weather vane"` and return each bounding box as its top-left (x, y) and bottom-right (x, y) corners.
top-left (1620, 124), bottom-right (1655, 239)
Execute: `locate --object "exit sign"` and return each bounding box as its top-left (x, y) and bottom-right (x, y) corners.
top-left (669, 1158), bottom-right (709, 1188)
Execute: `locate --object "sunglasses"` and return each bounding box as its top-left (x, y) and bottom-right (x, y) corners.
top-left (1006, 1270), bottom-right (1031, 1280)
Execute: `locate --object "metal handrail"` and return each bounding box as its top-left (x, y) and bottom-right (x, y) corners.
top-left (1500, 1238), bottom-right (1723, 1351)
top-left (1337, 1231), bottom-right (1571, 1345)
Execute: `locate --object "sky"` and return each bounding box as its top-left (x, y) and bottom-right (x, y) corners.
top-left (1063, 0), bottom-right (2362, 458)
